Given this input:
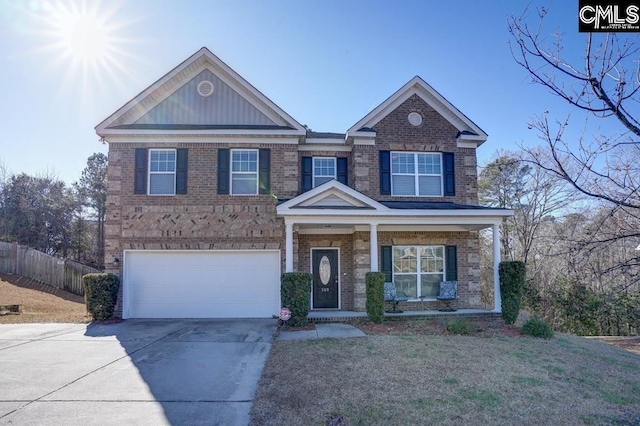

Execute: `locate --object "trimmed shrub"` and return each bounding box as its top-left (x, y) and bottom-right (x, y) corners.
top-left (446, 318), bottom-right (470, 335)
top-left (499, 261), bottom-right (525, 324)
top-left (521, 317), bottom-right (554, 339)
top-left (365, 272), bottom-right (385, 324)
top-left (281, 272), bottom-right (312, 326)
top-left (83, 273), bottom-right (120, 320)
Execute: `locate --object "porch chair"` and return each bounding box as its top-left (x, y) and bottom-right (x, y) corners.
top-left (436, 280), bottom-right (458, 312)
top-left (384, 282), bottom-right (409, 313)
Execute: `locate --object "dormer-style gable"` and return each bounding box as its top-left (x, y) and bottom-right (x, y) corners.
top-left (278, 180), bottom-right (390, 214)
top-left (96, 47), bottom-right (306, 139)
top-left (346, 76), bottom-right (487, 148)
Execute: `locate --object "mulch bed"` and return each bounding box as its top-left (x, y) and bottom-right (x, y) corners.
top-left (279, 318), bottom-right (640, 356)
top-left (357, 318), bottom-right (522, 337)
top-left (279, 317), bottom-right (522, 338)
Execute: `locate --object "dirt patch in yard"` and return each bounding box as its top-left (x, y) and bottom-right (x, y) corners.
top-left (591, 336), bottom-right (640, 356)
top-left (0, 273), bottom-right (90, 323)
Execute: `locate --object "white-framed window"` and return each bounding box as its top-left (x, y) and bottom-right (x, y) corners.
top-left (393, 245), bottom-right (444, 299)
top-left (148, 149), bottom-right (176, 195)
top-left (313, 157), bottom-right (336, 187)
top-left (231, 149), bottom-right (258, 195)
top-left (391, 152), bottom-right (442, 196)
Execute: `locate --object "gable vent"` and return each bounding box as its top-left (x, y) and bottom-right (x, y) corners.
top-left (408, 112), bottom-right (423, 126)
top-left (197, 80), bottom-right (214, 97)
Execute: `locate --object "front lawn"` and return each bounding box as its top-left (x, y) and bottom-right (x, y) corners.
top-left (250, 321), bottom-right (640, 425)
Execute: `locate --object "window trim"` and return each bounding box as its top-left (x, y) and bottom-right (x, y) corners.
top-left (392, 245), bottom-right (445, 300)
top-left (148, 148), bottom-right (176, 196)
top-left (230, 148), bottom-right (259, 196)
top-left (390, 151), bottom-right (443, 197)
top-left (312, 156), bottom-right (337, 188)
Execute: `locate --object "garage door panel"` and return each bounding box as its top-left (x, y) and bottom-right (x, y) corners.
top-left (125, 251), bottom-right (280, 318)
top-left (134, 302), bottom-right (277, 319)
top-left (130, 280), bottom-right (279, 302)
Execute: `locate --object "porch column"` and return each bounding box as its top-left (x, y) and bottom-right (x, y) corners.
top-left (285, 222), bottom-right (293, 272)
top-left (370, 223), bottom-right (378, 271)
top-left (493, 224), bottom-right (501, 312)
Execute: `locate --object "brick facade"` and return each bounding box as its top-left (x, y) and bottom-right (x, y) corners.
top-left (104, 141), bottom-right (299, 313)
top-left (99, 51), bottom-right (497, 317)
top-left (355, 95), bottom-right (479, 205)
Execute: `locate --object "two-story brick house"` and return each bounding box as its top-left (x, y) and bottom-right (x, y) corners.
top-left (96, 47), bottom-right (511, 319)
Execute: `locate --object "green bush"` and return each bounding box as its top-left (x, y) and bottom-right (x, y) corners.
top-left (499, 261), bottom-right (525, 324)
top-left (521, 317), bottom-right (554, 339)
top-left (281, 272), bottom-right (312, 326)
top-left (445, 318), bottom-right (470, 335)
top-left (83, 273), bottom-right (120, 320)
top-left (365, 272), bottom-right (385, 324)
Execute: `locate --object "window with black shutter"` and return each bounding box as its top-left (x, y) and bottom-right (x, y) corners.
top-left (259, 148), bottom-right (270, 194)
top-left (301, 156), bottom-right (347, 191)
top-left (217, 148), bottom-right (230, 194)
top-left (134, 148), bottom-right (147, 194)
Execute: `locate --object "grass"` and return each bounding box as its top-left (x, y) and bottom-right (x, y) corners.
top-left (0, 274), bottom-right (90, 323)
top-left (251, 321), bottom-right (640, 425)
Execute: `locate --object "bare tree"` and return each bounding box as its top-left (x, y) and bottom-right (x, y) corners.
top-left (478, 151), bottom-right (529, 261)
top-left (509, 5), bottom-right (640, 136)
top-left (508, 4), bottom-right (640, 281)
top-left (509, 4), bottom-right (640, 207)
top-left (478, 151), bottom-right (577, 311)
top-left (479, 150), bottom-right (576, 264)
top-left (0, 159), bottom-right (9, 241)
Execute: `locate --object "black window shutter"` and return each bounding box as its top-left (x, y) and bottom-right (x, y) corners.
top-left (337, 157), bottom-right (348, 185)
top-left (217, 148), bottom-right (230, 195)
top-left (381, 245), bottom-right (393, 282)
top-left (259, 148), bottom-right (270, 194)
top-left (176, 148), bottom-right (188, 194)
top-left (445, 245), bottom-right (458, 281)
top-left (379, 150), bottom-right (391, 195)
top-left (443, 152), bottom-right (455, 196)
top-left (134, 148), bottom-right (147, 194)
top-left (301, 156), bottom-right (312, 192)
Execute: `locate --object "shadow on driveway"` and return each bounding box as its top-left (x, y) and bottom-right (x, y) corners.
top-left (0, 319), bottom-right (277, 425)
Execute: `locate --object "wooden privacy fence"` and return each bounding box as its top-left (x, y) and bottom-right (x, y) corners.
top-left (0, 241), bottom-right (102, 296)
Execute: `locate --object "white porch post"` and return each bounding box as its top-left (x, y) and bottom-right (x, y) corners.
top-left (370, 223), bottom-right (378, 271)
top-left (493, 224), bottom-right (502, 312)
top-left (285, 222), bottom-right (294, 272)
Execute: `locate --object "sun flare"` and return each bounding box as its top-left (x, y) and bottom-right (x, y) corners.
top-left (14, 0), bottom-right (137, 97)
top-left (52, 6), bottom-right (111, 64)
top-left (60, 13), bottom-right (109, 62)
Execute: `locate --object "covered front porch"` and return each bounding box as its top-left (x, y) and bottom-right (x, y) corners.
top-left (277, 181), bottom-right (513, 314)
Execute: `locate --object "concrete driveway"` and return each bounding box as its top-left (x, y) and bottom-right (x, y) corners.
top-left (0, 319), bottom-right (277, 425)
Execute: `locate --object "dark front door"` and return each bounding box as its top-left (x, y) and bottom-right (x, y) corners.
top-left (312, 249), bottom-right (339, 309)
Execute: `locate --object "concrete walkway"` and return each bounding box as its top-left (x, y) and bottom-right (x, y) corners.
top-left (277, 323), bottom-right (365, 341)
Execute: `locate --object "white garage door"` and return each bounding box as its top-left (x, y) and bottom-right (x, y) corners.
top-left (124, 250), bottom-right (280, 319)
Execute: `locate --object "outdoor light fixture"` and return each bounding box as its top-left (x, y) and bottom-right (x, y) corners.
top-left (113, 258), bottom-right (120, 267)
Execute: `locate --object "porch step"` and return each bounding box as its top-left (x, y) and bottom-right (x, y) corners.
top-left (308, 310), bottom-right (503, 324)
top-left (308, 311), bottom-right (367, 323)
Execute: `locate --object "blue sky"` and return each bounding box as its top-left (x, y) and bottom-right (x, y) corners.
top-left (0, 0), bottom-right (607, 183)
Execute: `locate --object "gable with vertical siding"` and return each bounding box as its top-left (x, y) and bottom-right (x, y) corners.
top-left (134, 69), bottom-right (279, 127)
top-left (95, 47), bottom-right (305, 135)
